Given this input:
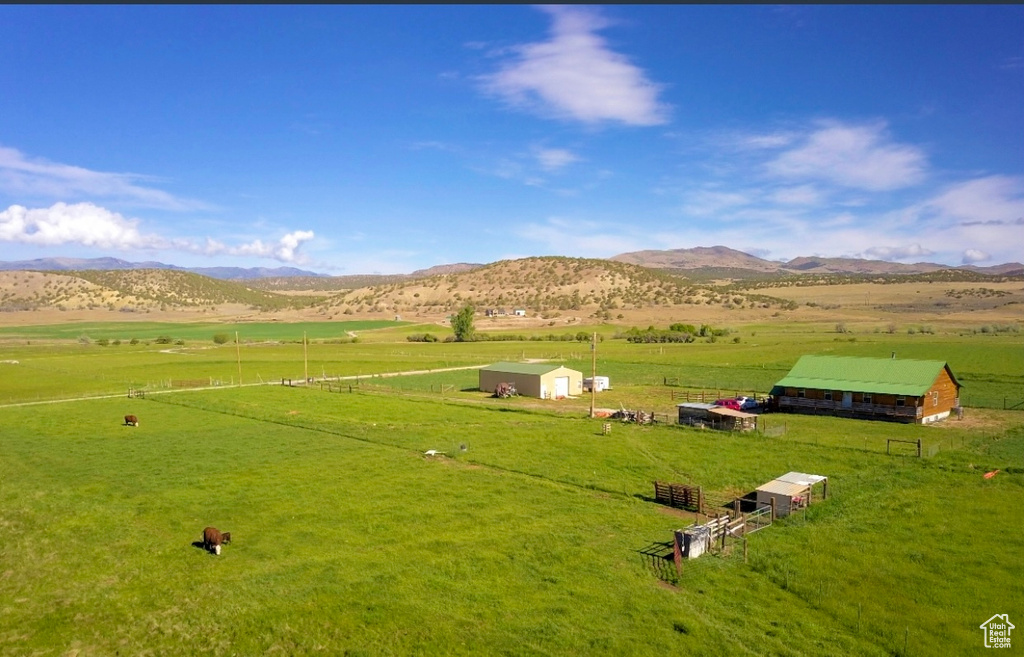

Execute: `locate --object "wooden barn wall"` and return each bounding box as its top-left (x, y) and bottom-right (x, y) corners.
top-left (781, 387), bottom-right (920, 407)
top-left (925, 367), bottom-right (960, 415)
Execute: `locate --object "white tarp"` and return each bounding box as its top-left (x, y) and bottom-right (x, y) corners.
top-left (682, 525), bottom-right (713, 559)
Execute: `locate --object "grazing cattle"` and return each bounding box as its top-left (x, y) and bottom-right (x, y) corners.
top-left (202, 526), bottom-right (228, 555)
top-left (124, 415), bottom-right (139, 427)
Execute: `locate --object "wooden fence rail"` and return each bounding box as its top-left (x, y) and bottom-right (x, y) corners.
top-left (667, 389), bottom-right (760, 403)
top-left (887, 438), bottom-right (922, 457)
top-left (653, 481), bottom-right (703, 512)
top-left (672, 504), bottom-right (775, 575)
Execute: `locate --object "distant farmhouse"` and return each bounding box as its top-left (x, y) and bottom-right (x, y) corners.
top-left (479, 362), bottom-right (583, 400)
top-left (771, 355), bottom-right (961, 424)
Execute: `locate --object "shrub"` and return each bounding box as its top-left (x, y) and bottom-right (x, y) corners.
top-left (213, 333), bottom-right (230, 345)
top-left (406, 333), bottom-right (439, 343)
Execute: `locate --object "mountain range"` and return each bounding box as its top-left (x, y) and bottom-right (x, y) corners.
top-left (0, 248), bottom-right (1020, 280)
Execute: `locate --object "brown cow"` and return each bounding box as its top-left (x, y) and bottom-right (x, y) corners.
top-left (124, 415), bottom-right (139, 427)
top-left (202, 526), bottom-right (229, 555)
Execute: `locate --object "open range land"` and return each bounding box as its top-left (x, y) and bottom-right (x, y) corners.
top-left (0, 259), bottom-right (1022, 655)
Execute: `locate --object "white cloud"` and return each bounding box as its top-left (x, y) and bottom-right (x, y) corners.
top-left (962, 249), bottom-right (990, 264)
top-left (0, 202), bottom-right (315, 264)
top-left (535, 147), bottom-right (579, 172)
top-left (922, 175), bottom-right (1024, 225)
top-left (861, 244), bottom-right (935, 261)
top-left (0, 202), bottom-right (156, 249)
top-left (679, 188), bottom-right (754, 216)
top-left (514, 216), bottom-right (644, 257)
top-left (227, 230), bottom-right (316, 263)
top-left (765, 120), bottom-right (927, 191)
top-left (770, 185), bottom-right (822, 206)
top-left (479, 6), bottom-right (670, 126)
top-left (0, 146), bottom-right (207, 211)
top-left (727, 131), bottom-right (797, 151)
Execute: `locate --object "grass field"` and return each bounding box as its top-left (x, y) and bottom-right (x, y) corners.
top-left (0, 320), bottom-right (407, 343)
top-left (1, 321), bottom-right (1022, 655)
top-left (2, 320), bottom-right (1019, 409)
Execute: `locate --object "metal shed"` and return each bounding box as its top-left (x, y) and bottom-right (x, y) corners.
top-left (678, 404), bottom-right (757, 431)
top-left (479, 362), bottom-right (583, 399)
top-left (677, 402), bottom-right (717, 426)
top-left (755, 472), bottom-right (828, 518)
top-left (707, 407), bottom-right (758, 432)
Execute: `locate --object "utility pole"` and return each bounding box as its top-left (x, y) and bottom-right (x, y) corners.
top-left (303, 331), bottom-right (309, 383)
top-left (235, 331), bottom-right (242, 386)
top-left (590, 331), bottom-right (597, 418)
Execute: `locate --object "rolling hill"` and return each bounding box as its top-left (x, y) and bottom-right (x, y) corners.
top-left (0, 253), bottom-right (1021, 326)
top-left (0, 269), bottom-right (314, 314)
top-left (0, 257), bottom-right (323, 280)
top-left (611, 246), bottom-right (1022, 277)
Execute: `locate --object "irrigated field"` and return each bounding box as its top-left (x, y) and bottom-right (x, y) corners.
top-left (1, 321), bottom-right (1022, 655)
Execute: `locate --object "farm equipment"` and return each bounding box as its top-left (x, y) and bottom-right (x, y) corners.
top-left (612, 408), bottom-right (656, 424)
top-left (494, 382), bottom-right (517, 398)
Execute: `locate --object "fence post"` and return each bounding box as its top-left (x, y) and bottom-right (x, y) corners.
top-left (698, 486), bottom-right (704, 515)
top-left (917, 438), bottom-right (922, 458)
top-left (673, 530), bottom-right (683, 576)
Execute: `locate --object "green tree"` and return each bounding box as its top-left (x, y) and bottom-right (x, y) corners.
top-left (450, 304), bottom-right (476, 342)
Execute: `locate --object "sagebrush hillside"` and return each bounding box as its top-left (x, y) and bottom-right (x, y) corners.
top-left (0, 269), bottom-right (315, 314)
top-left (316, 256), bottom-right (795, 320)
top-left (1, 257), bottom-right (1021, 327)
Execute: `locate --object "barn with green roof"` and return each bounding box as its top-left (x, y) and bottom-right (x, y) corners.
top-left (479, 362), bottom-right (583, 400)
top-left (771, 355), bottom-right (962, 424)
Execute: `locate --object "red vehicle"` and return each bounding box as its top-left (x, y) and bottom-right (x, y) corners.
top-left (713, 398), bottom-right (742, 411)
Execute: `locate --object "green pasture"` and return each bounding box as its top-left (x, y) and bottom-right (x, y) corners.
top-left (1, 385), bottom-right (1021, 656)
top-left (0, 319), bottom-right (407, 343)
top-left (0, 321), bottom-right (1021, 410)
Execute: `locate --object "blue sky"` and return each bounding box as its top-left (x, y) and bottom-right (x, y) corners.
top-left (1, 5), bottom-right (1022, 274)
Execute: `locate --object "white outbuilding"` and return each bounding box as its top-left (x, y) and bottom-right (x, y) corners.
top-left (755, 471), bottom-right (828, 518)
top-left (479, 362), bottom-right (583, 400)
